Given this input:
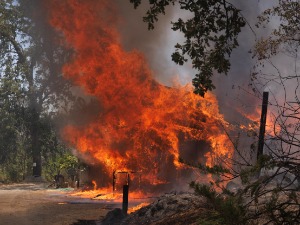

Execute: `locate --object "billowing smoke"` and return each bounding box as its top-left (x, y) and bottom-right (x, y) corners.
top-left (39, 0), bottom-right (234, 191)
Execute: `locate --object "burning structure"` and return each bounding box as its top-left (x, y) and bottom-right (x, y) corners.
top-left (46, 0), bottom-right (233, 192)
top-left (43, 1), bottom-right (300, 223)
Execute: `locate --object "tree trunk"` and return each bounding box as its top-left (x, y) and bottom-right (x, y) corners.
top-left (28, 60), bottom-right (42, 177)
top-left (31, 105), bottom-right (42, 177)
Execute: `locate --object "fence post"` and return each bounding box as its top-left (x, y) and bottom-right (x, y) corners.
top-left (257, 92), bottom-right (269, 160)
top-left (122, 184), bottom-right (129, 214)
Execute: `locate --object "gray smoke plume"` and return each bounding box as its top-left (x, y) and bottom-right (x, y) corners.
top-left (115, 0), bottom-right (264, 124)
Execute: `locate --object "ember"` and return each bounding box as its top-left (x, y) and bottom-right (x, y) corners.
top-left (46, 0), bottom-right (233, 192)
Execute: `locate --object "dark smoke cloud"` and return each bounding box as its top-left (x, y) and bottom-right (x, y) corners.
top-left (22, 0), bottom-right (105, 120)
top-left (115, 0), bottom-right (193, 85)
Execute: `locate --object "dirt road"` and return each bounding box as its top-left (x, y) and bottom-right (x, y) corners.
top-left (0, 183), bottom-right (116, 225)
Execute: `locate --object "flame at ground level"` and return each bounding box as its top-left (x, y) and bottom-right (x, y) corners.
top-left (70, 187), bottom-right (151, 214)
top-left (70, 187), bottom-right (150, 202)
top-left (62, 88), bottom-right (233, 190)
top-left (46, 0), bottom-right (234, 191)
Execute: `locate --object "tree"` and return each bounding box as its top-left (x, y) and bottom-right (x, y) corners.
top-left (0, 57), bottom-right (26, 181)
top-left (0, 0), bottom-right (72, 177)
top-left (129, 0), bottom-right (246, 96)
top-left (247, 1), bottom-right (300, 222)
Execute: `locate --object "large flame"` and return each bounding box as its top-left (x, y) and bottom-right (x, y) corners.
top-left (47, 0), bottom-right (233, 190)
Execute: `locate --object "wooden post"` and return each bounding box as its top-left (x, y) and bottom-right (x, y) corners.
top-left (257, 92), bottom-right (269, 160)
top-left (122, 185), bottom-right (129, 214)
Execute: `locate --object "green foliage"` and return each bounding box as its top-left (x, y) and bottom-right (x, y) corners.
top-left (264, 191), bottom-right (298, 225)
top-left (198, 164), bottom-right (230, 175)
top-left (239, 154), bottom-right (273, 184)
top-left (189, 155), bottom-right (300, 224)
top-left (179, 157), bottom-right (230, 175)
top-left (0, 45), bottom-right (29, 181)
top-left (190, 181), bottom-right (217, 199)
top-left (186, 146), bottom-right (299, 225)
top-left (0, 0), bottom-right (74, 179)
top-left (0, 135), bottom-right (30, 182)
top-left (43, 150), bottom-right (79, 181)
top-left (129, 0), bottom-right (245, 96)
top-left (190, 182), bottom-right (246, 225)
top-left (58, 154), bottom-right (79, 171)
top-left (255, 0), bottom-right (300, 60)
top-left (197, 211), bottom-right (224, 225)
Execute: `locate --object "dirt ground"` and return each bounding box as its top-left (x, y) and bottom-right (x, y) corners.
top-left (0, 182), bottom-right (118, 225)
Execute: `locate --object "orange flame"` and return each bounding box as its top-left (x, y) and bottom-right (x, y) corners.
top-left (92, 180), bottom-right (97, 190)
top-left (241, 102), bottom-right (281, 137)
top-left (128, 202), bottom-right (150, 214)
top-left (47, 0), bottom-right (233, 190)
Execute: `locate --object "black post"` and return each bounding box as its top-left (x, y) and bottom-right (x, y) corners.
top-left (113, 171), bottom-right (116, 193)
top-left (122, 185), bottom-right (129, 214)
top-left (76, 169), bottom-right (80, 189)
top-left (257, 92), bottom-right (269, 160)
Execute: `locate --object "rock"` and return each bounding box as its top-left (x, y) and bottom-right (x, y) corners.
top-left (101, 208), bottom-right (127, 225)
top-left (120, 192), bottom-right (206, 225)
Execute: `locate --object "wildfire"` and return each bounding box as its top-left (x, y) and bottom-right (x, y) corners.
top-left (70, 187), bottom-right (122, 202)
top-left (70, 184), bottom-right (151, 203)
top-left (240, 101), bottom-right (281, 137)
top-left (128, 202), bottom-right (150, 214)
top-left (46, 0), bottom-right (233, 190)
